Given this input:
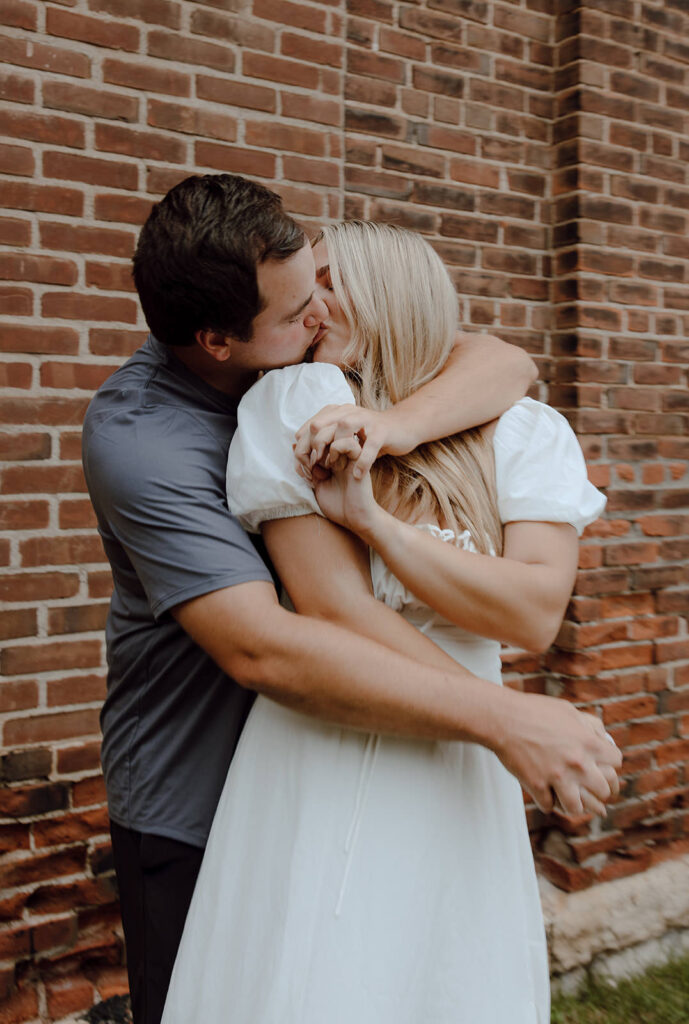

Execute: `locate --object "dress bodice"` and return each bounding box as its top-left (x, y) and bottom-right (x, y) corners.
top-left (370, 523), bottom-right (504, 685)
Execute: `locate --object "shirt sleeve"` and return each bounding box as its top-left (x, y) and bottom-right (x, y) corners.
top-left (83, 404), bottom-right (274, 618)
top-left (227, 363), bottom-right (356, 533)
top-left (492, 397), bottom-right (606, 536)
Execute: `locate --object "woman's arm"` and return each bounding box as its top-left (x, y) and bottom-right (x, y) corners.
top-left (294, 333), bottom-right (537, 479)
top-left (310, 459), bottom-right (578, 653)
top-left (261, 514), bottom-right (476, 674)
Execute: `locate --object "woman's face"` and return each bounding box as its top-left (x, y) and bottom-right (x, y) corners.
top-left (310, 238), bottom-right (353, 366)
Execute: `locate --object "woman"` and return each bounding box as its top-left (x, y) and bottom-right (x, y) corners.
top-left (162, 223), bottom-right (611, 1024)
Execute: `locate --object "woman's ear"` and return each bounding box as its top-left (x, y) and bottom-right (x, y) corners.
top-left (194, 329), bottom-right (233, 362)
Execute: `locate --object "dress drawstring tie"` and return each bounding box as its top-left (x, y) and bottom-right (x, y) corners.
top-left (335, 732), bottom-right (380, 917)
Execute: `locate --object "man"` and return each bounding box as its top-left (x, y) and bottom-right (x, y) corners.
top-left (82, 173), bottom-right (620, 1024)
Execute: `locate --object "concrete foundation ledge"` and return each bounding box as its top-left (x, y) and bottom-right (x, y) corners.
top-left (541, 853), bottom-right (689, 993)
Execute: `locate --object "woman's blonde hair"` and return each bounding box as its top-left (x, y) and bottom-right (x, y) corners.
top-left (319, 221), bottom-right (502, 556)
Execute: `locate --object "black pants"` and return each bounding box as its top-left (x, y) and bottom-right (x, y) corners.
top-left (110, 820), bottom-right (205, 1024)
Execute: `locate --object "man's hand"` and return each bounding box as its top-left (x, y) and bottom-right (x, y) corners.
top-left (294, 404), bottom-right (411, 482)
top-left (491, 688), bottom-right (622, 817)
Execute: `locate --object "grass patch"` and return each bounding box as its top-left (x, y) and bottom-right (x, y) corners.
top-left (551, 955), bottom-right (689, 1023)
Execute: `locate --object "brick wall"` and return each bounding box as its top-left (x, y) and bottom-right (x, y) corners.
top-left (0, 0), bottom-right (687, 1019)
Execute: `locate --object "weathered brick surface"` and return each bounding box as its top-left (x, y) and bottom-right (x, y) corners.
top-left (1, 0), bottom-right (687, 1018)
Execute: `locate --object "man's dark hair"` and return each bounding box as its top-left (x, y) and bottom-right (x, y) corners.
top-left (132, 174), bottom-right (306, 346)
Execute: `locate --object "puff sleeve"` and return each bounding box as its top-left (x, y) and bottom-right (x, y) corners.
top-left (227, 362), bottom-right (356, 533)
top-left (493, 397), bottom-right (606, 536)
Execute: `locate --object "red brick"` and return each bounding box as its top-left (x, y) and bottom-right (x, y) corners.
top-left (280, 92), bottom-right (340, 127)
top-left (46, 87), bottom-right (133, 133)
top-left (33, 808), bottom-right (110, 850)
top-left (20, 533), bottom-right (105, 567)
top-left (5, 708), bottom-right (101, 746)
top-left (245, 121), bottom-right (327, 157)
top-left (47, 600), bottom-right (109, 635)
top-left (0, 782), bottom-right (68, 819)
top-left (42, 293), bottom-right (137, 324)
top-left (103, 57), bottom-right (190, 96)
top-left (46, 6), bottom-right (140, 50)
top-left (196, 74), bottom-right (275, 113)
top-left (0, 678), bottom-right (38, 711)
top-left (0, 253), bottom-right (77, 288)
top-left (0, 217), bottom-right (30, 247)
top-left (281, 32), bottom-right (342, 67)
top-left (88, 570), bottom-right (114, 599)
top-left (0, 141), bottom-right (34, 176)
top-left (47, 673), bottom-right (106, 713)
top-left (243, 51), bottom-right (318, 89)
top-left (0, 0), bottom-right (37, 29)
top-left (0, 34), bottom-right (91, 78)
top-left (0, 464), bottom-right (83, 495)
top-left (41, 220), bottom-right (136, 258)
top-left (95, 122), bottom-right (186, 163)
top-left (0, 285), bottom-right (32, 316)
top-left (0, 498), bottom-right (50, 531)
top-left (73, 775), bottom-right (107, 807)
top-left (147, 98), bottom-right (237, 142)
top-left (90, 0), bottom-right (181, 27)
top-left (282, 155), bottom-right (339, 187)
top-left (85, 260), bottom-right (136, 293)
top-left (254, 0), bottom-right (326, 31)
top-left (193, 140), bottom-right (275, 178)
top-left (43, 150), bottom-right (138, 190)
top-left (398, 7), bottom-right (463, 41)
top-left (0, 639), bottom-right (102, 676)
top-left (93, 194), bottom-right (153, 227)
top-left (0, 571), bottom-right (80, 603)
top-left (32, 915), bottom-right (78, 955)
top-left (0, 180), bottom-right (84, 217)
top-left (89, 328), bottom-right (146, 357)
top-left (149, 29), bottom-right (236, 72)
top-left (57, 741), bottom-right (103, 776)
top-left (0, 360), bottom-right (33, 388)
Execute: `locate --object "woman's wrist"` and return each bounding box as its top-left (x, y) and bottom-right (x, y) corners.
top-left (351, 501), bottom-right (395, 549)
top-left (356, 505), bottom-right (407, 560)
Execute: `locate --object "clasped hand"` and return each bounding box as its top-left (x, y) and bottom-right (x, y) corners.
top-left (293, 404), bottom-right (416, 482)
top-left (295, 411), bottom-right (379, 537)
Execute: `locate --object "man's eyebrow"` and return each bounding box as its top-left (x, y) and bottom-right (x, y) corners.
top-left (284, 292), bottom-right (313, 322)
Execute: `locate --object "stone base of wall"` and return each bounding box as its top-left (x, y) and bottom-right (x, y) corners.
top-left (542, 853), bottom-right (689, 995)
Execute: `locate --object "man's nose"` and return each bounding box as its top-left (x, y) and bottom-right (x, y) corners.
top-left (303, 294), bottom-right (329, 328)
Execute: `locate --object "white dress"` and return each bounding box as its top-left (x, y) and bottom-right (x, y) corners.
top-left (161, 365), bottom-right (606, 1024)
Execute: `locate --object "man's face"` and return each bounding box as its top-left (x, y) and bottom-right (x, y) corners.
top-left (233, 241), bottom-right (328, 371)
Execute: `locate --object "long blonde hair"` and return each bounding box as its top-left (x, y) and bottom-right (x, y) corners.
top-left (319, 221), bottom-right (502, 556)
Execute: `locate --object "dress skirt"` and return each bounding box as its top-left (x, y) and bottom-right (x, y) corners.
top-left (161, 624), bottom-right (549, 1024)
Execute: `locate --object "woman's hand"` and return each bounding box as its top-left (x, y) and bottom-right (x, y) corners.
top-left (294, 404), bottom-right (417, 482)
top-left (302, 436), bottom-right (385, 537)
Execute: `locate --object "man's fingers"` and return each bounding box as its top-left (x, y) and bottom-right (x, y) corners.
top-left (601, 762), bottom-right (620, 801)
top-left (325, 437), bottom-right (362, 468)
top-left (532, 783), bottom-right (554, 815)
top-left (552, 781), bottom-right (584, 818)
top-left (579, 787), bottom-right (608, 818)
top-left (578, 762), bottom-right (613, 805)
top-left (351, 437), bottom-right (382, 479)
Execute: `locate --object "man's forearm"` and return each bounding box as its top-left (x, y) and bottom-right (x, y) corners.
top-left (174, 580), bottom-right (621, 815)
top-left (390, 333), bottom-right (537, 449)
top-left (234, 600), bottom-right (504, 744)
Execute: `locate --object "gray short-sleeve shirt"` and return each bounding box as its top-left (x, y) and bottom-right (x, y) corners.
top-left (82, 336), bottom-right (274, 847)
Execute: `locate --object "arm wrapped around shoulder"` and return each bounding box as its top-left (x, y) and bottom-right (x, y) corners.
top-left (493, 398), bottom-right (606, 535)
top-left (227, 363), bottom-right (356, 534)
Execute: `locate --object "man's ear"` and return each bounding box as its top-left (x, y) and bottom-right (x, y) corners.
top-left (194, 329), bottom-right (233, 362)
